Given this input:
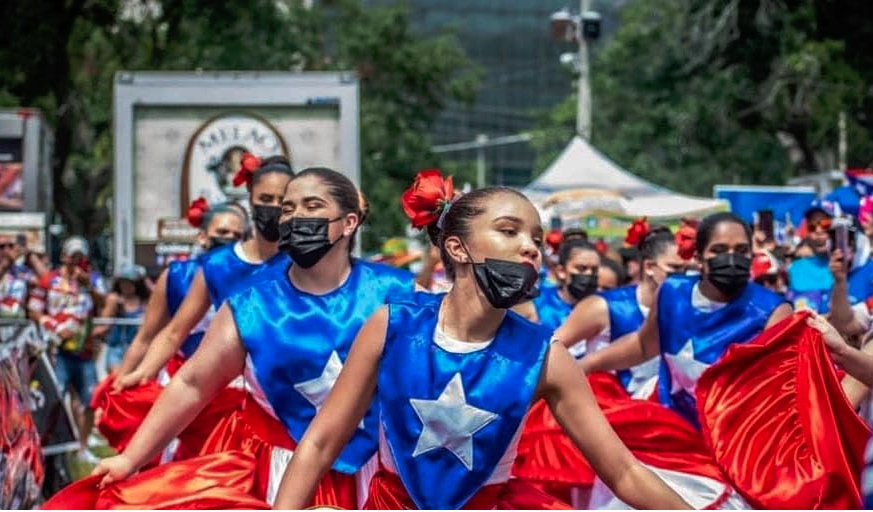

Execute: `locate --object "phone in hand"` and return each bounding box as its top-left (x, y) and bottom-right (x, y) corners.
top-left (756, 209), bottom-right (775, 241)
top-left (829, 218), bottom-right (851, 257)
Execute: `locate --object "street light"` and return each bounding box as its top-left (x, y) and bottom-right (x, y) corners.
top-left (550, 3), bottom-right (601, 140)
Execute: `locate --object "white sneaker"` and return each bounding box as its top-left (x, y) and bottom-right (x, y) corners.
top-left (76, 448), bottom-right (100, 465)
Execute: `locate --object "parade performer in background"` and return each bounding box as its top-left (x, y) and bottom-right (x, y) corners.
top-left (113, 154), bottom-right (293, 391)
top-left (90, 198), bottom-right (246, 463)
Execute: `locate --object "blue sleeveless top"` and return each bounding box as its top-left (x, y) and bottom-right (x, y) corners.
top-left (200, 243), bottom-right (290, 308)
top-left (165, 259), bottom-right (205, 358)
top-left (532, 285), bottom-right (572, 331)
top-left (657, 276), bottom-right (784, 427)
top-left (598, 285), bottom-right (646, 390)
top-left (380, 292), bottom-right (551, 510)
top-left (228, 259), bottom-right (414, 474)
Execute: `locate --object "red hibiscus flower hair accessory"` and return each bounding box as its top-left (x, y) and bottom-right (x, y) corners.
top-left (675, 217), bottom-right (699, 260)
top-left (401, 169), bottom-right (455, 229)
top-left (187, 197), bottom-right (210, 228)
top-left (232, 152), bottom-right (262, 188)
top-left (624, 217), bottom-right (650, 247)
top-left (545, 228), bottom-right (563, 253)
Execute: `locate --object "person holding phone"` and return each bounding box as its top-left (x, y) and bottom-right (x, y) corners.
top-left (786, 203), bottom-right (838, 312)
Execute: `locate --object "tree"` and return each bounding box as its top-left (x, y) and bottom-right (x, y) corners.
top-left (531, 0), bottom-right (873, 197)
top-left (0, 0), bottom-right (478, 253)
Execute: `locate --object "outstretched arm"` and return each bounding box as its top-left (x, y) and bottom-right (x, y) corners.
top-left (92, 303), bottom-right (245, 485)
top-left (540, 343), bottom-right (690, 509)
top-left (554, 294), bottom-right (609, 348)
top-left (114, 270), bottom-right (172, 380)
top-left (578, 294), bottom-right (661, 374)
top-left (273, 307), bottom-right (388, 509)
top-left (116, 270), bottom-right (211, 388)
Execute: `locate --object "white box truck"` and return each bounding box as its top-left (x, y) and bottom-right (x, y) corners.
top-left (112, 71), bottom-right (360, 271)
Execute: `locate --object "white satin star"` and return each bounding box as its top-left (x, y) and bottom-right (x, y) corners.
top-left (293, 351), bottom-right (364, 429)
top-left (663, 338), bottom-right (710, 395)
top-left (410, 373), bottom-right (498, 471)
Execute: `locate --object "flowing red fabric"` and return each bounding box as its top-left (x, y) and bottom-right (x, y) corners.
top-left (697, 311), bottom-right (872, 509)
top-left (200, 396), bottom-right (357, 508)
top-left (173, 386), bottom-right (245, 461)
top-left (42, 452), bottom-right (270, 510)
top-left (513, 373), bottom-right (626, 487)
top-left (364, 468), bottom-right (572, 510)
top-left (90, 376), bottom-right (163, 468)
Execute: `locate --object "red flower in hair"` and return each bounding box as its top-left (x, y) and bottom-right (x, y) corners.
top-left (232, 152), bottom-right (262, 188)
top-left (595, 238), bottom-right (608, 254)
top-left (401, 169), bottom-right (455, 228)
top-left (545, 228), bottom-right (563, 253)
top-left (624, 217), bottom-right (650, 247)
top-left (187, 197), bottom-right (210, 228)
top-left (675, 218), bottom-right (698, 260)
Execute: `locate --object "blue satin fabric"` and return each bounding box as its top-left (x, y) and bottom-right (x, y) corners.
top-left (598, 285), bottom-right (645, 389)
top-left (657, 276), bottom-right (784, 426)
top-left (200, 243), bottom-right (290, 308)
top-left (229, 259), bottom-right (414, 474)
top-left (532, 285), bottom-right (573, 331)
top-left (165, 259), bottom-right (204, 358)
top-left (379, 292), bottom-right (551, 510)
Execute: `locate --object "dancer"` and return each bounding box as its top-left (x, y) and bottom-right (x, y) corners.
top-left (272, 172), bottom-right (690, 510)
top-left (85, 168), bottom-right (414, 509)
top-left (111, 199), bottom-right (244, 379)
top-left (91, 199), bottom-right (246, 460)
top-left (558, 223), bottom-right (687, 394)
top-left (530, 238), bottom-right (600, 331)
top-left (114, 155), bottom-right (293, 389)
top-left (578, 211), bottom-right (792, 425)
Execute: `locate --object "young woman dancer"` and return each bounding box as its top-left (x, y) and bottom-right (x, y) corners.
top-left (84, 168), bottom-right (415, 509)
top-left (558, 223), bottom-right (688, 394)
top-left (90, 199), bottom-right (246, 459)
top-left (578, 212), bottom-right (792, 426)
top-left (113, 155), bottom-right (293, 390)
top-left (272, 171), bottom-right (690, 510)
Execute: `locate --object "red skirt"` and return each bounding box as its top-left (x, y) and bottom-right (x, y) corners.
top-left (41, 451), bottom-right (269, 509)
top-left (364, 468), bottom-right (572, 510)
top-left (91, 356), bottom-right (244, 464)
top-left (200, 396), bottom-right (359, 508)
top-left (696, 310), bottom-right (872, 509)
top-left (512, 372), bottom-right (629, 498)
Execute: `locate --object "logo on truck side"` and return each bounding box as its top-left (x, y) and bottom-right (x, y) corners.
top-left (180, 112), bottom-right (289, 213)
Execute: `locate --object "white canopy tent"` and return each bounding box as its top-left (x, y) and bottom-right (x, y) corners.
top-left (522, 136), bottom-right (727, 220)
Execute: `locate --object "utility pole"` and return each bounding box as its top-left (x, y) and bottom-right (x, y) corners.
top-left (577, 0), bottom-right (592, 140)
top-left (550, 4), bottom-right (599, 140)
top-left (432, 133), bottom-right (532, 188)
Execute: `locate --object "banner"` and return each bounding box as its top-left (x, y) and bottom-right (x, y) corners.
top-left (713, 185), bottom-right (818, 227)
top-left (0, 137), bottom-right (23, 211)
top-left (0, 321), bottom-right (46, 509)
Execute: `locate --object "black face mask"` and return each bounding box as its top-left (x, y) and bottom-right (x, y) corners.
top-left (470, 258), bottom-right (539, 309)
top-left (252, 205), bottom-right (282, 242)
top-left (278, 217), bottom-right (342, 269)
top-left (706, 253), bottom-right (751, 297)
top-left (208, 236), bottom-right (237, 250)
top-left (567, 273), bottom-right (598, 300)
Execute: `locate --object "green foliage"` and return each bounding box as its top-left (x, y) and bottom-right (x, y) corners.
top-left (0, 0), bottom-right (479, 251)
top-left (531, 0), bottom-right (873, 197)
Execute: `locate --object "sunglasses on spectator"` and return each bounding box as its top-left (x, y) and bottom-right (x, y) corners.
top-left (0, 243), bottom-right (14, 249)
top-left (809, 218), bottom-right (832, 231)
